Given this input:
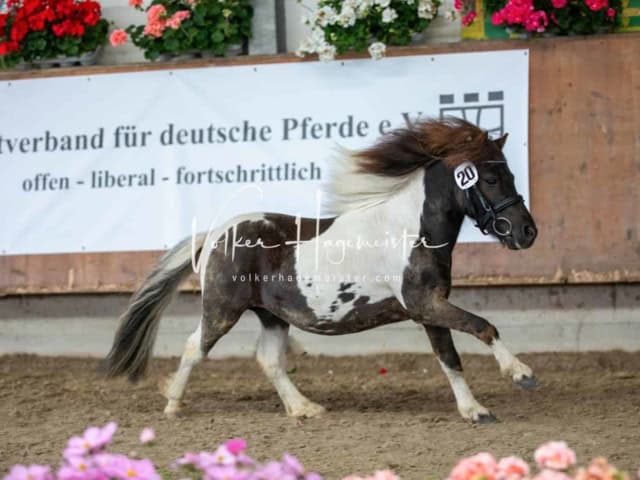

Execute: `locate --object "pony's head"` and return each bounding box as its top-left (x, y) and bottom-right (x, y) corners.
top-left (326, 117), bottom-right (537, 249)
top-left (420, 119), bottom-right (538, 249)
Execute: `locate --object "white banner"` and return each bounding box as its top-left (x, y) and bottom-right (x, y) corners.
top-left (0, 50), bottom-right (529, 255)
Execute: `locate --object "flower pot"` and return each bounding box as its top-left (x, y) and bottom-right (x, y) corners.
top-left (505, 27), bottom-right (531, 39)
top-left (18, 47), bottom-right (102, 70)
top-left (153, 44), bottom-right (245, 62)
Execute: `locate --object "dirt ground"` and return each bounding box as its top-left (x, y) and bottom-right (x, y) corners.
top-left (1, 352), bottom-right (639, 479)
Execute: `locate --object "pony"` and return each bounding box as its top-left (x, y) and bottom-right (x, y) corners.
top-left (103, 118), bottom-right (538, 423)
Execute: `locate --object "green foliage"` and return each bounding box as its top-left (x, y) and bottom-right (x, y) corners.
top-left (127, 0), bottom-right (252, 60)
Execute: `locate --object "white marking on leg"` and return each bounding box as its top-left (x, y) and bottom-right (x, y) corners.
top-left (163, 324), bottom-right (204, 417)
top-left (491, 338), bottom-right (533, 382)
top-left (256, 325), bottom-right (325, 418)
top-left (438, 360), bottom-right (492, 422)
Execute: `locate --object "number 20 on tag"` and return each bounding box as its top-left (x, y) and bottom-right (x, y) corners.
top-left (454, 161), bottom-right (479, 190)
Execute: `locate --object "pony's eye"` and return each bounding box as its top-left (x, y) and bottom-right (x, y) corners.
top-left (484, 176), bottom-right (498, 185)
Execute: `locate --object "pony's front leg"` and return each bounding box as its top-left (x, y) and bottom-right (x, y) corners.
top-left (425, 325), bottom-right (497, 424)
top-left (411, 291), bottom-right (537, 390)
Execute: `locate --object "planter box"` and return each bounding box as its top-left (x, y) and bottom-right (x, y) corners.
top-left (461, 0), bottom-right (640, 39)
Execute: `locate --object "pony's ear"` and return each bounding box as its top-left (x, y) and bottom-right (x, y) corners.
top-left (495, 133), bottom-right (509, 150)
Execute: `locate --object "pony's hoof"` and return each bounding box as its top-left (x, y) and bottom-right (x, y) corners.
top-left (289, 402), bottom-right (326, 419)
top-left (474, 413), bottom-right (499, 425)
top-left (164, 408), bottom-right (184, 419)
top-left (515, 375), bottom-right (538, 391)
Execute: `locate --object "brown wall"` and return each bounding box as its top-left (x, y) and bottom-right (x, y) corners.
top-left (1, 33), bottom-right (639, 295)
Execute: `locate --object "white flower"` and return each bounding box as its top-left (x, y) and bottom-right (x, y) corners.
top-left (375, 0), bottom-right (391, 7)
top-left (317, 43), bottom-right (337, 62)
top-left (368, 41), bottom-right (386, 60)
top-left (338, 4), bottom-right (357, 26)
top-left (355, 0), bottom-right (373, 17)
top-left (444, 8), bottom-right (457, 20)
top-left (418, 0), bottom-right (436, 19)
top-left (312, 5), bottom-right (338, 27)
top-left (381, 6), bottom-right (398, 22)
top-left (310, 27), bottom-right (327, 48)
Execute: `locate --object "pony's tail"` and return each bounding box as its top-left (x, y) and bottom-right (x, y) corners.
top-left (101, 233), bottom-right (206, 382)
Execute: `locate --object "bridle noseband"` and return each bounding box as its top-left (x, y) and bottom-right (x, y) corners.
top-left (465, 187), bottom-right (523, 236)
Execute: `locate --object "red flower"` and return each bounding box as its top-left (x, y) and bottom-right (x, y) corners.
top-left (28, 10), bottom-right (51, 31)
top-left (10, 19), bottom-right (29, 42)
top-left (83, 10), bottom-right (100, 26)
top-left (23, 0), bottom-right (42, 17)
top-left (54, 0), bottom-right (75, 19)
top-left (0, 39), bottom-right (19, 55)
top-left (68, 20), bottom-right (85, 36)
top-left (52, 20), bottom-right (68, 36)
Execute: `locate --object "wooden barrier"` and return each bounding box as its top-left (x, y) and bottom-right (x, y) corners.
top-left (1, 33), bottom-right (639, 295)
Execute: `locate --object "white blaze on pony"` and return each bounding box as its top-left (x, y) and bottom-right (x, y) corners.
top-left (102, 118), bottom-right (539, 424)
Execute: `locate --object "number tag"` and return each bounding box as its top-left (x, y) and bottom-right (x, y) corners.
top-left (454, 161), bottom-right (479, 190)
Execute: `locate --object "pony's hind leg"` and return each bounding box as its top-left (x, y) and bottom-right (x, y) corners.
top-left (253, 308), bottom-right (325, 418)
top-left (162, 307), bottom-right (243, 418)
top-left (425, 326), bottom-right (497, 424)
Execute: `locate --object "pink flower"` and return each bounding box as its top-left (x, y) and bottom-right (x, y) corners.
top-left (498, 457), bottom-right (530, 480)
top-left (371, 471), bottom-right (400, 480)
top-left (534, 442), bottom-right (577, 471)
top-left (166, 10), bottom-right (190, 29)
top-left (585, 0), bottom-right (608, 11)
top-left (449, 453), bottom-right (498, 480)
top-left (199, 446), bottom-right (237, 470)
top-left (128, 0), bottom-right (143, 6)
top-left (139, 427), bottom-right (155, 444)
top-left (63, 422), bottom-right (117, 459)
top-left (106, 456), bottom-right (161, 480)
top-left (57, 457), bottom-right (106, 480)
top-left (454, 0), bottom-right (463, 10)
top-left (109, 29), bottom-right (128, 47)
top-left (147, 4), bottom-right (167, 22)
top-left (551, 0), bottom-right (567, 8)
top-left (143, 21), bottom-right (165, 37)
top-left (225, 438), bottom-right (247, 456)
top-left (462, 11), bottom-right (477, 26)
top-left (3, 465), bottom-right (53, 480)
top-left (606, 7), bottom-right (616, 16)
top-left (533, 470), bottom-right (573, 480)
top-left (523, 10), bottom-right (548, 32)
top-left (575, 457), bottom-right (622, 480)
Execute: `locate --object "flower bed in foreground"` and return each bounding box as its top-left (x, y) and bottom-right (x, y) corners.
top-left (3, 422), bottom-right (639, 480)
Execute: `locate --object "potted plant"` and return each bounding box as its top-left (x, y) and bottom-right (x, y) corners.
top-left (109, 0), bottom-right (252, 61)
top-left (455, 0), bottom-right (622, 35)
top-left (0, 0), bottom-right (108, 69)
top-left (296, 0), bottom-right (444, 61)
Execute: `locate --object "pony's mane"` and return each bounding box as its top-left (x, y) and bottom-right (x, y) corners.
top-left (324, 118), bottom-right (499, 215)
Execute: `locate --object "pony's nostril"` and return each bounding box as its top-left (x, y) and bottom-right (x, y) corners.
top-left (523, 225), bottom-right (537, 239)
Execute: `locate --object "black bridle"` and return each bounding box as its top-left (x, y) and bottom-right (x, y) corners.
top-left (465, 186), bottom-right (523, 236)
top-left (423, 156), bottom-right (524, 237)
top-left (462, 160), bottom-right (524, 237)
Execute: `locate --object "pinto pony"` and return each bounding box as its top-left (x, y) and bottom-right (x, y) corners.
top-left (103, 118), bottom-right (538, 423)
